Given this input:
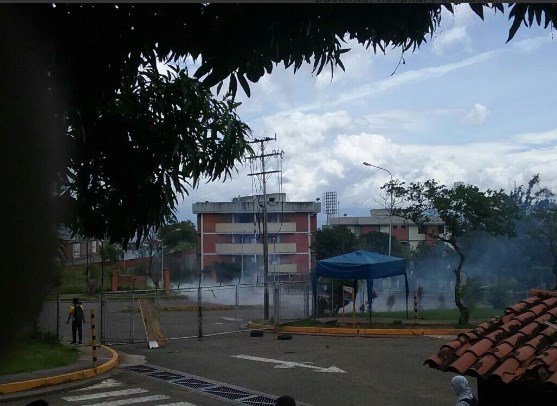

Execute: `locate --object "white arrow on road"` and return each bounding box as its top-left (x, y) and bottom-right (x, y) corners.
top-left (231, 354), bottom-right (346, 373)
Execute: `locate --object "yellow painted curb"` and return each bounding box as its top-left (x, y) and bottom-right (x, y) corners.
top-left (279, 326), bottom-right (469, 337)
top-left (0, 345), bottom-right (119, 395)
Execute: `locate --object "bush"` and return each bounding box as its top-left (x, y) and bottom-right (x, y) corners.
top-left (461, 276), bottom-right (484, 310)
top-left (487, 278), bottom-right (523, 310)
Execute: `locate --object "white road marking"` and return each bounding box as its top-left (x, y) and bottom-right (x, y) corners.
top-left (213, 322), bottom-right (223, 325)
top-left (71, 379), bottom-right (124, 392)
top-left (81, 395), bottom-right (170, 406)
top-left (231, 354), bottom-right (347, 373)
top-left (62, 388), bottom-right (148, 402)
top-left (221, 317), bottom-right (242, 321)
top-left (157, 403), bottom-right (197, 406)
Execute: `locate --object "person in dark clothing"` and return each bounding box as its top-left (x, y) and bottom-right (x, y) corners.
top-left (66, 297), bottom-right (85, 344)
top-left (275, 395), bottom-right (296, 406)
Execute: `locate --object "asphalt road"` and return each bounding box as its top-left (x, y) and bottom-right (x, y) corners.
top-left (116, 332), bottom-right (475, 406)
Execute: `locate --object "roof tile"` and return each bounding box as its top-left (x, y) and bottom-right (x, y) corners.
top-left (425, 291), bottom-right (557, 387)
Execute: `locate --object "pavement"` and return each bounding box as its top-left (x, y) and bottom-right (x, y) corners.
top-left (0, 320), bottom-right (457, 402)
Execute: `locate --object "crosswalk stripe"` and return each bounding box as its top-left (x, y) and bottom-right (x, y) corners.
top-left (82, 395), bottom-right (170, 406)
top-left (71, 379), bottom-right (124, 392)
top-left (156, 403), bottom-right (197, 406)
top-left (62, 388), bottom-right (148, 402)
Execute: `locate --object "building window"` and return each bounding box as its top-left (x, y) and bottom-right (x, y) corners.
top-left (401, 225), bottom-right (406, 229)
top-left (418, 225), bottom-right (426, 235)
top-left (91, 241), bottom-right (97, 253)
top-left (392, 225), bottom-right (398, 229)
top-left (72, 243), bottom-right (81, 258)
top-left (400, 241), bottom-right (408, 245)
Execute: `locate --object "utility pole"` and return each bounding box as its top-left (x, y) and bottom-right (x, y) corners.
top-left (247, 136), bottom-right (282, 320)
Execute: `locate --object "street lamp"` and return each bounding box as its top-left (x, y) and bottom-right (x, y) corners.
top-left (363, 162), bottom-right (393, 256)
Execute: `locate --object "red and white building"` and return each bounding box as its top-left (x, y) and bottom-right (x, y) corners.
top-left (329, 209), bottom-right (445, 249)
top-left (192, 194), bottom-right (321, 280)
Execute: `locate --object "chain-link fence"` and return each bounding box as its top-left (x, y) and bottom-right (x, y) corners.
top-left (36, 284), bottom-right (530, 344)
top-left (92, 281), bottom-right (311, 344)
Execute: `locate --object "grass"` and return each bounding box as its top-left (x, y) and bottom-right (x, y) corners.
top-left (0, 339), bottom-right (79, 375)
top-left (282, 307), bottom-right (503, 330)
top-left (355, 307), bottom-right (502, 322)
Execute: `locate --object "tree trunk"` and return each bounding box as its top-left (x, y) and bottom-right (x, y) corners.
top-left (148, 254), bottom-right (160, 289)
top-left (452, 243), bottom-right (469, 325)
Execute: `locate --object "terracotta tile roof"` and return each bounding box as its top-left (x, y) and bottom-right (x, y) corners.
top-left (424, 289), bottom-right (557, 387)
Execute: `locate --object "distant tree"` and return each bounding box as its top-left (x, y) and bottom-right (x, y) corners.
top-left (385, 180), bottom-right (518, 325)
top-left (138, 228), bottom-right (162, 289)
top-left (313, 227), bottom-right (357, 260)
top-left (532, 203), bottom-right (557, 288)
top-left (158, 220), bottom-right (197, 250)
top-left (357, 231), bottom-right (406, 257)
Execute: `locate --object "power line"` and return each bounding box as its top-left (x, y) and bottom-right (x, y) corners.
top-left (246, 135), bottom-right (283, 321)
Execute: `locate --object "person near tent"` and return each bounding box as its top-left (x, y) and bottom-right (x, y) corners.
top-left (451, 375), bottom-right (477, 406)
top-left (66, 297), bottom-right (85, 344)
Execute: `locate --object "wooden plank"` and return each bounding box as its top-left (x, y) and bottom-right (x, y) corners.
top-left (138, 299), bottom-right (165, 348)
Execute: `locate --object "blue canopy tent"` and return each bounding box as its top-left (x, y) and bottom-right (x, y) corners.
top-left (312, 250), bottom-right (409, 321)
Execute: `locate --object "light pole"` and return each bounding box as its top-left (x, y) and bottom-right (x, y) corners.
top-left (363, 162), bottom-right (393, 256)
top-left (240, 229), bottom-right (246, 284)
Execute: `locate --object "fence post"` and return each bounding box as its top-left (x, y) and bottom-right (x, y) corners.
top-left (98, 293), bottom-right (103, 344)
top-left (414, 291), bottom-right (418, 325)
top-left (130, 291), bottom-right (135, 344)
top-left (235, 283), bottom-right (240, 332)
top-left (56, 293), bottom-right (60, 340)
top-left (273, 284), bottom-right (280, 330)
top-left (331, 281), bottom-right (334, 316)
top-left (91, 310), bottom-right (97, 367)
top-left (303, 282), bottom-right (309, 319)
top-left (197, 272), bottom-right (203, 341)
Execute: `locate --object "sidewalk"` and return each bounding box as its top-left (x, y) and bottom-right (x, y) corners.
top-left (0, 344), bottom-right (118, 399)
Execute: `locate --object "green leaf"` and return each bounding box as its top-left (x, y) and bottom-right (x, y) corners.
top-left (237, 73), bottom-right (251, 97)
top-left (469, 4), bottom-right (484, 20)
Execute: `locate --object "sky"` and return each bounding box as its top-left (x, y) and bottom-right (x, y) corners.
top-left (174, 6), bottom-right (557, 227)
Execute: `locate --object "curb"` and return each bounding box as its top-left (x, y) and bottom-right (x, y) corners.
top-left (278, 325), bottom-right (469, 337)
top-left (246, 322), bottom-right (468, 336)
top-left (0, 345), bottom-right (119, 395)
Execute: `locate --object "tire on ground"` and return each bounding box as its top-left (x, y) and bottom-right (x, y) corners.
top-left (250, 330), bottom-right (264, 337)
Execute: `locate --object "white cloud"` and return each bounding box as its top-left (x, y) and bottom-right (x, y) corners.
top-left (176, 109), bottom-right (557, 224)
top-left (513, 129), bottom-right (557, 145)
top-left (461, 103), bottom-right (490, 125)
top-left (433, 4), bottom-right (475, 55)
top-left (327, 49), bottom-right (499, 109)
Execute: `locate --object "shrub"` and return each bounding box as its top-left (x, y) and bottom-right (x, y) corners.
top-left (461, 276), bottom-right (484, 310)
top-left (487, 278), bottom-right (523, 310)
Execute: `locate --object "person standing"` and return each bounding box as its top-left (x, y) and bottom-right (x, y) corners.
top-left (451, 375), bottom-right (477, 406)
top-left (66, 297), bottom-right (85, 344)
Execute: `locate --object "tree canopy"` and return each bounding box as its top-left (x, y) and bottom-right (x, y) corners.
top-left (5, 3), bottom-right (557, 246)
top-left (385, 179), bottom-right (519, 324)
